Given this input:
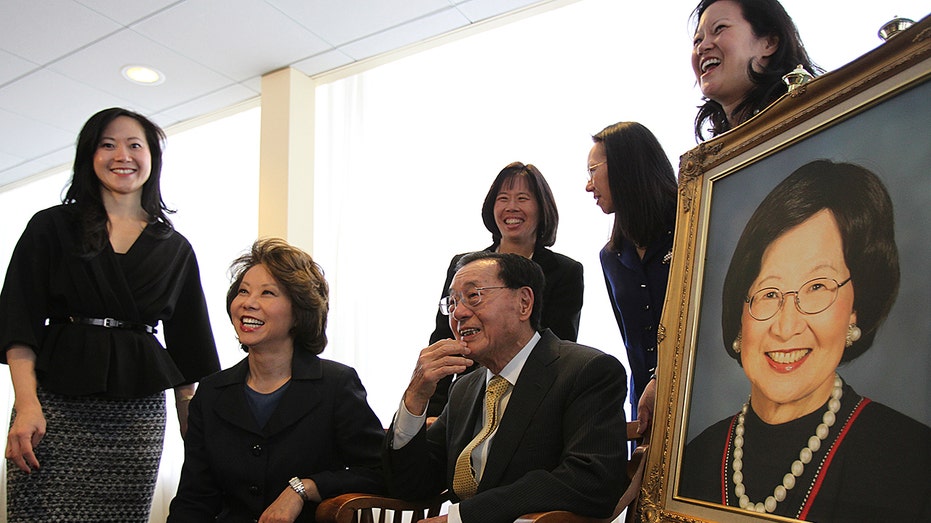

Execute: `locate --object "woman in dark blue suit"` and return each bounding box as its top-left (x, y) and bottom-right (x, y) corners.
top-left (585, 122), bottom-right (678, 422)
top-left (168, 238), bottom-right (384, 523)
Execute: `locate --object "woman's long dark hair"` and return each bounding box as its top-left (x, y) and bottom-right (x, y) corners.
top-left (64, 107), bottom-right (174, 256)
top-left (691, 0), bottom-right (821, 141)
top-left (593, 122), bottom-right (678, 251)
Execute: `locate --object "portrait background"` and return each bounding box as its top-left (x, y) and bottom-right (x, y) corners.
top-left (684, 78), bottom-right (931, 443)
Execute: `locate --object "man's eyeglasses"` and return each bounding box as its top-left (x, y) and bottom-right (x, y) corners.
top-left (439, 286), bottom-right (508, 316)
top-left (586, 161), bottom-right (606, 181)
top-left (746, 277), bottom-right (852, 321)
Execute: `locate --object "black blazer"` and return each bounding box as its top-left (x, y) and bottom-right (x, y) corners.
top-left (168, 350), bottom-right (385, 522)
top-left (426, 245), bottom-right (584, 416)
top-left (385, 330), bottom-right (629, 523)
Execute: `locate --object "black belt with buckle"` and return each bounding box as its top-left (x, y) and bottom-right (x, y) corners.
top-left (51, 316), bottom-right (157, 334)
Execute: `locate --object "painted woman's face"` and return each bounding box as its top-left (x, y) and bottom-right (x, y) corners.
top-left (739, 210), bottom-right (856, 423)
top-left (691, 0), bottom-right (778, 119)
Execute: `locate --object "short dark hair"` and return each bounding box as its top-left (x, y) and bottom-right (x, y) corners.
top-left (455, 251), bottom-right (545, 330)
top-left (722, 160), bottom-right (899, 363)
top-left (592, 122), bottom-right (678, 251)
top-left (64, 107), bottom-right (174, 255)
top-left (227, 238), bottom-right (330, 354)
top-left (481, 162), bottom-right (559, 248)
top-left (691, 0), bottom-right (821, 141)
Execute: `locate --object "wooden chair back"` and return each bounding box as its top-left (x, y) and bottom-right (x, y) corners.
top-left (316, 421), bottom-right (649, 523)
top-left (315, 492), bottom-right (448, 523)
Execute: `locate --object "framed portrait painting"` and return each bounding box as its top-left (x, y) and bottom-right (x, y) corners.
top-left (641, 14), bottom-right (931, 523)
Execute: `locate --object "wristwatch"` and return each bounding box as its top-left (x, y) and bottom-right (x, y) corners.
top-left (289, 476), bottom-right (308, 501)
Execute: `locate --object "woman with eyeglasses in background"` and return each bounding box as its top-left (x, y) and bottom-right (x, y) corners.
top-left (585, 121), bottom-right (678, 425)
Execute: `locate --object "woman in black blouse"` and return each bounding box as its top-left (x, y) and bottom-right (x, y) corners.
top-left (0, 107), bottom-right (220, 522)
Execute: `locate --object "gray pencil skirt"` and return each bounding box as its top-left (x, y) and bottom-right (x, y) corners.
top-left (6, 386), bottom-right (166, 522)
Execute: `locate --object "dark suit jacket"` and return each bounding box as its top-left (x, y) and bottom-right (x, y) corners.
top-left (168, 350), bottom-right (385, 523)
top-left (426, 245), bottom-right (584, 416)
top-left (385, 330), bottom-right (629, 523)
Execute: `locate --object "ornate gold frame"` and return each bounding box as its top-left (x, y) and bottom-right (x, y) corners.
top-left (640, 14), bottom-right (931, 523)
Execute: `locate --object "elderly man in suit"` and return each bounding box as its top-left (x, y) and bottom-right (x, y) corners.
top-left (386, 251), bottom-right (629, 523)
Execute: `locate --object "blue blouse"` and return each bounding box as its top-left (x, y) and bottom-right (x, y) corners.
top-left (599, 217), bottom-right (674, 415)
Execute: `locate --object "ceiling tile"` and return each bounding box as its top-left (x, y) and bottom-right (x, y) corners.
top-left (73, 0), bottom-right (181, 25)
top-left (455, 0), bottom-right (545, 22)
top-left (0, 69), bottom-right (144, 133)
top-left (0, 50), bottom-right (37, 86)
top-left (132, 0), bottom-right (333, 82)
top-left (152, 83), bottom-right (260, 126)
top-left (240, 76), bottom-right (263, 93)
top-left (0, 0), bottom-right (556, 188)
top-left (267, 0), bottom-right (452, 46)
top-left (291, 49), bottom-right (355, 77)
top-left (339, 8), bottom-right (470, 60)
top-left (0, 108), bottom-right (75, 163)
top-left (0, 0), bottom-right (121, 63)
top-left (0, 151), bottom-right (21, 172)
top-left (46, 29), bottom-right (235, 112)
top-left (0, 149), bottom-right (74, 187)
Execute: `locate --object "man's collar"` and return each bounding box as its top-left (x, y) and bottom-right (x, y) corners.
top-left (487, 331), bottom-right (541, 386)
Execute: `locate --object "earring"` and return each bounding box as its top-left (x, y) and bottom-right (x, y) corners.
top-left (845, 323), bottom-right (862, 348)
top-left (732, 334), bottom-right (742, 354)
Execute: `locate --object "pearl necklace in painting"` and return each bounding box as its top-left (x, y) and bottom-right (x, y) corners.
top-left (732, 374), bottom-right (843, 514)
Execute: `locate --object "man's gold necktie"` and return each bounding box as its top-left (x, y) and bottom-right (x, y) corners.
top-left (452, 375), bottom-right (509, 499)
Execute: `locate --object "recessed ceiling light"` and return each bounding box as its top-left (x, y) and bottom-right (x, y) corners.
top-left (121, 65), bottom-right (165, 85)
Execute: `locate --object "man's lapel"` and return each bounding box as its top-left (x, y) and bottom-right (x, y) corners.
top-left (480, 333), bottom-right (559, 488)
top-left (447, 369), bottom-right (486, 454)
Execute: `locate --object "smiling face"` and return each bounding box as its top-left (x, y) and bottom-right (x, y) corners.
top-left (493, 175), bottom-right (540, 246)
top-left (230, 264), bottom-right (295, 353)
top-left (448, 259), bottom-right (533, 373)
top-left (692, 0), bottom-right (778, 120)
top-left (586, 142), bottom-right (614, 214)
top-left (93, 115), bottom-right (152, 199)
top-left (739, 210), bottom-right (856, 423)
